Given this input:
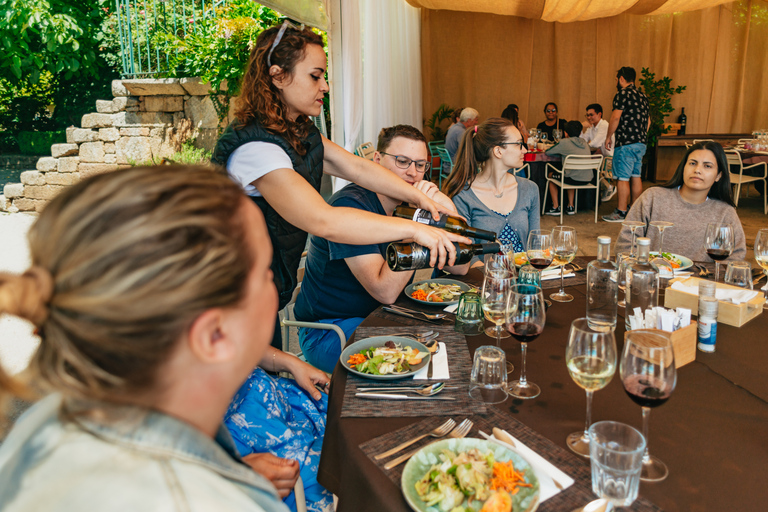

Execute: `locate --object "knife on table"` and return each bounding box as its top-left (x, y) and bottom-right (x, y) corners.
top-left (381, 307), bottom-right (442, 324)
top-left (355, 393), bottom-right (455, 401)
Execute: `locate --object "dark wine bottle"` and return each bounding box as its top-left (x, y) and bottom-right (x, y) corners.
top-left (677, 108), bottom-right (687, 135)
top-left (386, 242), bottom-right (500, 271)
top-left (393, 205), bottom-right (497, 242)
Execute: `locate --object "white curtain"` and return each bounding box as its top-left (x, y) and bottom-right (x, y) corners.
top-left (334, 0), bottom-right (423, 192)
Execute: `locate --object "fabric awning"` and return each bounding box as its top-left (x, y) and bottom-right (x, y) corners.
top-left (404, 0), bottom-right (735, 22)
top-left (258, 0), bottom-right (329, 30)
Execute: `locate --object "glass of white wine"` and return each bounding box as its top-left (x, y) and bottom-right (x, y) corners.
top-left (755, 228), bottom-right (768, 308)
top-left (550, 226), bottom-right (577, 302)
top-left (481, 269), bottom-right (513, 344)
top-left (565, 318), bottom-right (617, 457)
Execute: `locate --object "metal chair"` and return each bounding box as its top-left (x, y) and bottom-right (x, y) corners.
top-left (725, 150), bottom-right (767, 213)
top-left (435, 145), bottom-right (453, 189)
top-left (541, 154), bottom-right (604, 223)
top-left (355, 142), bottom-right (375, 160)
top-left (428, 140), bottom-right (444, 176)
top-left (513, 163), bottom-right (530, 179)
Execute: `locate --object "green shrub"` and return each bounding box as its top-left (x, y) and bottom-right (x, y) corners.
top-left (16, 130), bottom-right (66, 155)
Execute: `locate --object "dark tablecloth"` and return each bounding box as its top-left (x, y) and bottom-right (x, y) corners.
top-left (318, 267), bottom-right (768, 512)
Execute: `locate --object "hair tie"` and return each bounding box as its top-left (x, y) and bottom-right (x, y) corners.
top-left (474, 126), bottom-right (478, 133)
top-left (0, 266), bottom-right (54, 326)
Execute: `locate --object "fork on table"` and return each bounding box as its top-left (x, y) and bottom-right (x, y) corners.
top-left (383, 418), bottom-right (474, 469)
top-left (373, 418), bottom-right (455, 460)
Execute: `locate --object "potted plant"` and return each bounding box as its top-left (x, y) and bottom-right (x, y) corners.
top-left (638, 67), bottom-right (686, 181)
top-left (425, 103), bottom-right (456, 142)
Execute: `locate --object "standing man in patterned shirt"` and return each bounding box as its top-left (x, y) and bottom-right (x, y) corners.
top-left (602, 67), bottom-right (650, 222)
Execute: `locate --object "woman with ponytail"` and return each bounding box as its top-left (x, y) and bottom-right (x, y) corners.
top-left (442, 117), bottom-right (540, 253)
top-left (0, 166), bottom-right (329, 512)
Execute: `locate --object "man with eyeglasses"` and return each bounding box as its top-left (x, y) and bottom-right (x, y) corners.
top-left (294, 125), bottom-right (467, 372)
top-left (581, 103), bottom-right (617, 201)
top-left (536, 102), bottom-right (567, 143)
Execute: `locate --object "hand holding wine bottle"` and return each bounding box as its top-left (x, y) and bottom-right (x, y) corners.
top-left (393, 205), bottom-right (497, 241)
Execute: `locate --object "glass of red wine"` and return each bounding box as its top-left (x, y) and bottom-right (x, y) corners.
top-left (704, 222), bottom-right (734, 282)
top-left (620, 330), bottom-right (677, 482)
top-left (505, 284), bottom-right (546, 399)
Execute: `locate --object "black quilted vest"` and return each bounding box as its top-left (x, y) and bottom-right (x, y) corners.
top-left (212, 120), bottom-right (324, 309)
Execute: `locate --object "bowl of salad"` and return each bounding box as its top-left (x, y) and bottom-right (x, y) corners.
top-left (402, 438), bottom-right (540, 512)
top-left (341, 336), bottom-right (430, 380)
top-left (406, 279), bottom-right (471, 306)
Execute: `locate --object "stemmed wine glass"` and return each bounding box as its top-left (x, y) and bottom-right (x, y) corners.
top-left (526, 230), bottom-right (553, 272)
top-left (616, 252), bottom-right (635, 309)
top-left (565, 318), bottom-right (617, 457)
top-left (485, 246), bottom-right (517, 279)
top-left (550, 226), bottom-right (577, 302)
top-left (649, 221), bottom-right (674, 276)
top-left (622, 220), bottom-right (645, 257)
top-left (755, 229), bottom-right (768, 308)
top-left (541, 133), bottom-right (548, 145)
top-left (553, 129), bottom-right (562, 143)
top-left (620, 330), bottom-right (677, 482)
top-left (705, 222), bottom-right (734, 282)
top-left (481, 268), bottom-right (513, 343)
top-left (505, 284), bottom-right (546, 399)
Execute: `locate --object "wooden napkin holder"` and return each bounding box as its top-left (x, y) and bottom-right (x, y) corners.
top-left (664, 276), bottom-right (764, 327)
top-left (624, 322), bottom-right (697, 369)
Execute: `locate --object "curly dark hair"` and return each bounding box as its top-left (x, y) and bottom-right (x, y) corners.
top-left (234, 23), bottom-right (324, 155)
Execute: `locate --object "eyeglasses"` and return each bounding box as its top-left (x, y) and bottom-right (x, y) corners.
top-left (499, 141), bottom-right (526, 150)
top-left (267, 19), bottom-right (305, 68)
top-left (380, 152), bottom-right (431, 173)
top-left (546, 109), bottom-right (557, 113)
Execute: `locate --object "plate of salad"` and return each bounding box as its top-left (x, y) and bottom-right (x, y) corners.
top-left (406, 279), bottom-right (471, 306)
top-left (402, 438), bottom-right (540, 512)
top-left (341, 336), bottom-right (430, 380)
top-left (649, 252), bottom-right (693, 271)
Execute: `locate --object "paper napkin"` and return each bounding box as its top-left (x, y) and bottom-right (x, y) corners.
top-left (412, 342), bottom-right (449, 380)
top-left (670, 281), bottom-right (758, 304)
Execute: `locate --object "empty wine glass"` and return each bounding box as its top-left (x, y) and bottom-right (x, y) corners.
top-left (553, 129), bottom-right (562, 143)
top-left (541, 133), bottom-right (548, 145)
top-left (620, 330), bottom-right (677, 482)
top-left (621, 220), bottom-right (645, 257)
top-left (481, 269), bottom-right (513, 343)
top-left (616, 252), bottom-right (635, 309)
top-left (649, 221), bottom-right (674, 277)
top-left (505, 284), bottom-right (546, 399)
top-left (705, 222), bottom-right (734, 282)
top-left (565, 318), bottom-right (617, 457)
top-left (754, 229), bottom-right (768, 307)
top-left (485, 246), bottom-right (517, 279)
top-left (550, 226), bottom-right (577, 302)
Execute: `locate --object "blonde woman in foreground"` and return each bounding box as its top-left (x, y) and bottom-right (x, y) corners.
top-left (0, 166), bottom-right (328, 511)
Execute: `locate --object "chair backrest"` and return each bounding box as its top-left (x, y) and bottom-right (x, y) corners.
top-left (561, 154), bottom-right (603, 172)
top-left (725, 150), bottom-right (743, 170)
top-left (693, 139), bottom-right (715, 144)
top-left (356, 142), bottom-right (375, 160)
top-left (737, 138), bottom-right (752, 144)
top-left (436, 146), bottom-right (453, 170)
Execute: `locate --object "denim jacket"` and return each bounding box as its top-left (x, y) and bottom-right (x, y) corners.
top-left (0, 394), bottom-right (290, 512)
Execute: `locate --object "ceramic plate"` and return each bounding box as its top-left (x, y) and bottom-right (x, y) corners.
top-left (340, 336), bottom-right (430, 381)
top-left (649, 252), bottom-right (693, 271)
top-left (405, 278), bottom-right (470, 306)
top-left (401, 437), bottom-right (540, 512)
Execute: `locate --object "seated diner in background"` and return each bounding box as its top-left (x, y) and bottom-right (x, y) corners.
top-left (615, 141), bottom-right (747, 261)
top-left (580, 103), bottom-right (614, 157)
top-left (501, 103), bottom-right (530, 145)
top-left (0, 166), bottom-right (328, 512)
top-left (442, 117), bottom-right (540, 254)
top-left (294, 125), bottom-right (470, 374)
top-left (543, 120), bottom-right (593, 216)
top-left (536, 102), bottom-right (567, 142)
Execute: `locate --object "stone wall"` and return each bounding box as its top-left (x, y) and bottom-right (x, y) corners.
top-left (1, 78), bottom-right (231, 213)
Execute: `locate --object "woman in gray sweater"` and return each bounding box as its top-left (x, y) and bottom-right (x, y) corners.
top-left (615, 141), bottom-right (746, 261)
top-left (442, 117), bottom-right (540, 253)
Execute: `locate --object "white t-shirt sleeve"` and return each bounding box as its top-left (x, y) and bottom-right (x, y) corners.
top-left (226, 142), bottom-right (294, 197)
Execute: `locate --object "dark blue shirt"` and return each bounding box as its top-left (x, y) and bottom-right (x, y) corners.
top-left (294, 184), bottom-right (390, 321)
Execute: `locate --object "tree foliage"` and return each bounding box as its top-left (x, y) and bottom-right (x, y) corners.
top-left (638, 67), bottom-right (686, 148)
top-left (0, 0), bottom-right (111, 84)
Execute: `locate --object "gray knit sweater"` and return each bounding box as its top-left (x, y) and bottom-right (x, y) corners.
top-left (615, 187), bottom-right (746, 262)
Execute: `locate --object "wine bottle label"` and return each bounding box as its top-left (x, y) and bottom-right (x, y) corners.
top-left (411, 209), bottom-right (446, 228)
